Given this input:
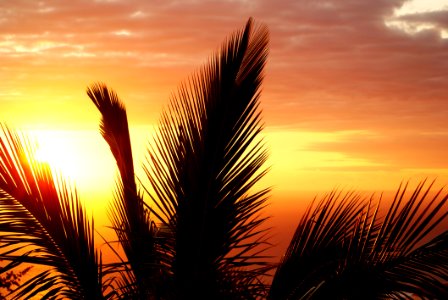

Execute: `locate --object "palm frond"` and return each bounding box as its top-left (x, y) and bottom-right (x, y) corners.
top-left (87, 84), bottom-right (170, 298)
top-left (0, 125), bottom-right (103, 299)
top-left (363, 181), bottom-right (448, 299)
top-left (270, 182), bottom-right (448, 299)
top-left (143, 18), bottom-right (271, 299)
top-left (269, 191), bottom-right (367, 299)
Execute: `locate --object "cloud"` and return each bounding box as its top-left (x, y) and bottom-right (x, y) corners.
top-left (0, 0), bottom-right (447, 136)
top-left (385, 0), bottom-right (448, 38)
top-left (304, 129), bottom-right (448, 169)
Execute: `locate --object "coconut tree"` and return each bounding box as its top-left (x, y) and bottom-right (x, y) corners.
top-left (89, 18), bottom-right (272, 299)
top-left (81, 17), bottom-right (448, 299)
top-left (87, 84), bottom-right (165, 299)
top-left (0, 125), bottom-right (105, 299)
top-left (0, 18), bottom-right (447, 299)
top-left (269, 185), bottom-right (448, 299)
top-left (139, 17), bottom-right (272, 299)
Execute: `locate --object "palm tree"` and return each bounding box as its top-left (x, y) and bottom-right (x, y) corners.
top-left (269, 186), bottom-right (448, 299)
top-left (0, 125), bottom-right (104, 299)
top-left (0, 18), bottom-right (447, 299)
top-left (88, 17), bottom-right (271, 299)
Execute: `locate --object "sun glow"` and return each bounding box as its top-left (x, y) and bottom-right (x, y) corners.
top-left (32, 130), bottom-right (87, 180)
top-left (27, 126), bottom-right (154, 199)
top-left (34, 137), bottom-right (80, 180)
top-left (29, 129), bottom-right (117, 193)
top-left (27, 129), bottom-right (119, 226)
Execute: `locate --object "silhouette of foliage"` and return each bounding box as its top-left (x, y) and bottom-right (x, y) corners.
top-left (269, 184), bottom-right (448, 299)
top-left (87, 83), bottom-right (170, 299)
top-left (0, 262), bottom-right (31, 298)
top-left (0, 125), bottom-right (104, 299)
top-left (0, 18), bottom-right (447, 299)
top-left (141, 17), bottom-right (271, 299)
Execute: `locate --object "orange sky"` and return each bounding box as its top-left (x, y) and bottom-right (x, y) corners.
top-left (1, 0), bottom-right (448, 258)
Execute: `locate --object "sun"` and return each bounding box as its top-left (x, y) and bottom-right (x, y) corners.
top-left (32, 130), bottom-right (85, 181)
top-left (28, 128), bottom-right (118, 200)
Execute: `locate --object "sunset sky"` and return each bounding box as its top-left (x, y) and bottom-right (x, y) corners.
top-left (1, 0), bottom-right (448, 256)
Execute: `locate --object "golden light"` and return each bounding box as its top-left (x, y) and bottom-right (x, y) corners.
top-left (34, 133), bottom-right (82, 180)
top-left (28, 129), bottom-right (117, 196)
top-left (27, 126), bottom-right (155, 222)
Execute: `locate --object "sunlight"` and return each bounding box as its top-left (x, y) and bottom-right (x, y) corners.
top-left (28, 129), bottom-right (118, 206)
top-left (27, 127), bottom-right (155, 226)
top-left (264, 129), bottom-right (448, 195)
top-left (32, 130), bottom-right (88, 181)
top-left (28, 129), bottom-right (117, 227)
top-left (34, 134), bottom-right (82, 180)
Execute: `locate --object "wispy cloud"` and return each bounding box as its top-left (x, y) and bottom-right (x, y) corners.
top-left (1, 0), bottom-right (447, 180)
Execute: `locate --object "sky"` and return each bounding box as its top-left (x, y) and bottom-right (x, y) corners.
top-left (1, 0), bottom-right (448, 257)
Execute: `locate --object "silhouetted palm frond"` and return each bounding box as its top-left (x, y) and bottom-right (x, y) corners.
top-left (270, 182), bottom-right (448, 299)
top-left (269, 191), bottom-right (367, 299)
top-left (0, 125), bottom-right (103, 299)
top-left (142, 18), bottom-right (271, 299)
top-left (87, 84), bottom-right (170, 298)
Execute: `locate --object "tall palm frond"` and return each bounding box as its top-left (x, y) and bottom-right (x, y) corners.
top-left (0, 125), bottom-right (103, 299)
top-left (87, 84), bottom-right (169, 298)
top-left (143, 18), bottom-right (271, 299)
top-left (270, 182), bottom-right (448, 299)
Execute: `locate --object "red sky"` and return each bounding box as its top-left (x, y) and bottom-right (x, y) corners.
top-left (1, 0), bottom-right (448, 257)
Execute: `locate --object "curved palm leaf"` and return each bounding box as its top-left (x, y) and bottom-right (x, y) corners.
top-left (0, 125), bottom-right (103, 299)
top-left (87, 84), bottom-right (170, 298)
top-left (269, 191), bottom-right (368, 299)
top-left (143, 18), bottom-right (271, 299)
top-left (270, 182), bottom-right (448, 299)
